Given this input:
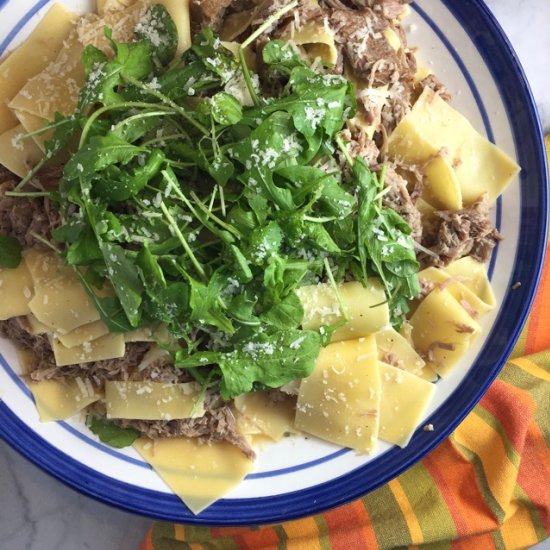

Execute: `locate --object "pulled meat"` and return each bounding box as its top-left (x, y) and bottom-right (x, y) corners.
top-left (330, 10), bottom-right (406, 84)
top-left (118, 399), bottom-right (256, 459)
top-left (366, 0), bottom-right (410, 20)
top-left (190, 0), bottom-right (235, 31)
top-left (322, 0), bottom-right (410, 19)
top-left (380, 80), bottom-right (413, 132)
top-left (420, 195), bottom-right (502, 267)
top-left (382, 166), bottom-right (422, 242)
top-left (393, 161), bottom-right (424, 202)
top-left (0, 168), bottom-right (61, 249)
top-left (339, 128), bottom-right (380, 166)
top-left (0, 318), bottom-right (150, 387)
top-left (418, 74), bottom-right (452, 102)
top-left (327, 6), bottom-right (416, 131)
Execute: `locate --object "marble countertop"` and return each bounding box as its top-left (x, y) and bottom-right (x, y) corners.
top-left (0, 1), bottom-right (548, 549)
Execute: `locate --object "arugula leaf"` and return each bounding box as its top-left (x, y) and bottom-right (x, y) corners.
top-left (135, 4), bottom-right (178, 65)
top-left (44, 113), bottom-right (82, 161)
top-left (0, 236), bottom-right (22, 268)
top-left (78, 32), bottom-right (153, 109)
top-left (157, 29), bottom-right (238, 100)
top-left (88, 416), bottom-right (140, 448)
top-left (210, 92), bottom-right (243, 125)
top-left (66, 226), bottom-right (103, 265)
top-left (78, 272), bottom-right (134, 332)
top-left (231, 112), bottom-right (298, 211)
top-left (176, 329), bottom-right (321, 400)
top-left (246, 221), bottom-right (283, 266)
top-left (99, 242), bottom-right (144, 327)
top-left (220, 329), bottom-right (321, 399)
top-left (260, 291), bottom-right (304, 330)
top-left (262, 40), bottom-right (308, 76)
top-left (188, 270), bottom-right (234, 334)
top-left (353, 157), bottom-right (420, 325)
top-left (136, 243), bottom-right (166, 290)
top-left (228, 244), bottom-right (253, 282)
top-left (143, 282), bottom-right (189, 331)
top-left (93, 149), bottom-right (165, 202)
top-left (65, 134), bottom-right (146, 180)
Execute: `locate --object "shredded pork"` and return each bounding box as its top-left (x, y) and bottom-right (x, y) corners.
top-left (118, 398), bottom-right (256, 459)
top-left (382, 166), bottom-right (423, 242)
top-left (0, 168), bottom-right (62, 249)
top-left (420, 195), bottom-right (502, 268)
top-left (0, 318), bottom-right (151, 386)
top-left (419, 74), bottom-right (452, 102)
top-left (190, 0), bottom-right (235, 31)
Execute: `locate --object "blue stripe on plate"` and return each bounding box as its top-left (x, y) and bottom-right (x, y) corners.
top-left (0, 0), bottom-right (546, 525)
top-left (0, 0), bottom-right (49, 54)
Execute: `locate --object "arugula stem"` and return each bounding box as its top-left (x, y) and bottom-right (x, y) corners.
top-left (324, 258), bottom-right (349, 322)
top-left (193, 239), bottom-right (219, 251)
top-left (208, 185), bottom-right (218, 213)
top-left (4, 191), bottom-right (52, 198)
top-left (335, 134), bottom-right (354, 168)
top-left (303, 215), bottom-right (337, 223)
top-left (374, 186), bottom-right (392, 203)
top-left (112, 110), bottom-right (173, 134)
top-left (378, 164), bottom-right (388, 189)
top-left (238, 49), bottom-right (260, 107)
top-left (240, 1), bottom-right (298, 50)
top-left (17, 116), bottom-right (76, 140)
top-left (377, 165), bottom-right (388, 206)
top-left (218, 185), bottom-right (226, 217)
top-left (29, 232), bottom-right (61, 253)
top-left (166, 159), bottom-right (195, 169)
top-left (122, 75), bottom-right (209, 135)
top-left (189, 191), bottom-right (242, 238)
top-left (160, 172), bottom-right (239, 239)
top-left (210, 118), bottom-right (220, 157)
top-left (238, 0), bottom-right (298, 107)
top-left (14, 157), bottom-right (47, 191)
top-left (79, 102), bottom-right (175, 148)
top-left (160, 171), bottom-right (202, 216)
top-left (159, 201), bottom-right (206, 279)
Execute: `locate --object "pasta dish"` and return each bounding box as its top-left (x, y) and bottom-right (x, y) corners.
top-left (0, 0), bottom-right (519, 513)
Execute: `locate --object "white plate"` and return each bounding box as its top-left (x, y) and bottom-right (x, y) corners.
top-left (0, 0), bottom-right (547, 524)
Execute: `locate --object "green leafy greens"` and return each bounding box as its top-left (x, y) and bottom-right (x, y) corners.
top-left (88, 416), bottom-right (140, 448)
top-left (39, 5), bottom-right (420, 401)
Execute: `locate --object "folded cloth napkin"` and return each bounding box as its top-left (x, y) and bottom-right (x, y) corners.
top-left (140, 142), bottom-right (550, 550)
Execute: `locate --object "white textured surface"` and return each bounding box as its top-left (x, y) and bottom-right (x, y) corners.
top-left (0, 0), bottom-right (548, 548)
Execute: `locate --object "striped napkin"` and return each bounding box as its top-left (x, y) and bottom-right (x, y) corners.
top-left (139, 140), bottom-right (550, 550)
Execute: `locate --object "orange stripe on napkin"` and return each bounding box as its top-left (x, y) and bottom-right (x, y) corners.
top-left (525, 250), bottom-right (550, 354)
top-left (324, 499), bottom-right (378, 549)
top-left (517, 423), bottom-right (550, 532)
top-left (479, 379), bottom-right (535, 454)
top-left (423, 439), bottom-right (497, 540)
top-left (138, 529), bottom-right (154, 550)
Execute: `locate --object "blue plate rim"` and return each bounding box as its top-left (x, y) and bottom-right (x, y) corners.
top-left (0, 0), bottom-right (547, 525)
